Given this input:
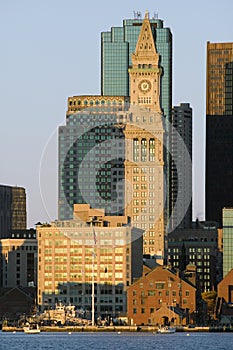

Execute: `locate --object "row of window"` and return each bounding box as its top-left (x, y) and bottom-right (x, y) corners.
top-left (69, 99), bottom-right (125, 107)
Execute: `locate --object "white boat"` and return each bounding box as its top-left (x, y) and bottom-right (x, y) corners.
top-left (157, 326), bottom-right (176, 334)
top-left (23, 323), bottom-right (40, 334)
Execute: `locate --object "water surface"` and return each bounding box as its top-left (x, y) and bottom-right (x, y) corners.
top-left (0, 331), bottom-right (233, 350)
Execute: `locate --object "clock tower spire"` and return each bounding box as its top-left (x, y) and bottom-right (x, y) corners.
top-left (129, 12), bottom-right (162, 113)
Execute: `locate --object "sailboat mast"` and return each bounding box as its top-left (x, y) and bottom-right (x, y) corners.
top-left (92, 243), bottom-right (95, 326)
top-left (91, 221), bottom-right (96, 326)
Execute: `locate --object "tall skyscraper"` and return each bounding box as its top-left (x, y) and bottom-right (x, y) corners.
top-left (0, 185), bottom-right (27, 238)
top-left (171, 103), bottom-right (192, 229)
top-left (59, 13), bottom-right (166, 261)
top-left (205, 42), bottom-right (233, 224)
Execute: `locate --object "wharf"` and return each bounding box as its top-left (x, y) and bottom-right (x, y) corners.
top-left (2, 325), bottom-right (233, 333)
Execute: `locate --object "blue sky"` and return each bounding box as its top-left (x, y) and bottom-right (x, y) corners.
top-left (1, 0), bottom-right (233, 227)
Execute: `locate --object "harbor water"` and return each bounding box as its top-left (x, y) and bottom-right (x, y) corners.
top-left (0, 332), bottom-right (233, 350)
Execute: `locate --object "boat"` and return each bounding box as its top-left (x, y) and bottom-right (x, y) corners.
top-left (157, 325), bottom-right (176, 334)
top-left (23, 323), bottom-right (40, 334)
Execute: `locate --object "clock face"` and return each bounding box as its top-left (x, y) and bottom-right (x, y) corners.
top-left (139, 79), bottom-right (151, 93)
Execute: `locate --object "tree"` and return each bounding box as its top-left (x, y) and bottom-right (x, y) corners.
top-left (201, 291), bottom-right (217, 317)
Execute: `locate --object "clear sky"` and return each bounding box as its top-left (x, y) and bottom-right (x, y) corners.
top-left (1, 0), bottom-right (232, 228)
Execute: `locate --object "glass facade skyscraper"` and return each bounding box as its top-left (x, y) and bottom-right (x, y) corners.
top-left (101, 17), bottom-right (172, 121)
top-left (58, 97), bottom-right (129, 221)
top-left (0, 185), bottom-right (27, 238)
top-left (171, 103), bottom-right (192, 229)
top-left (206, 42), bottom-right (233, 224)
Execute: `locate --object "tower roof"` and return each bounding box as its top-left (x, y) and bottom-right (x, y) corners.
top-left (133, 11), bottom-right (157, 59)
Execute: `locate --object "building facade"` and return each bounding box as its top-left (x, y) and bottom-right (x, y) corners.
top-left (37, 204), bottom-right (143, 318)
top-left (0, 185), bottom-right (27, 238)
top-left (168, 222), bottom-right (221, 293)
top-left (101, 13), bottom-right (172, 233)
top-left (215, 268), bottom-right (233, 325)
top-left (101, 12), bottom-right (172, 121)
top-left (171, 103), bottom-right (192, 229)
top-left (58, 14), bottom-right (166, 261)
top-left (205, 42), bottom-right (233, 224)
top-left (223, 207), bottom-right (233, 277)
top-left (127, 265), bottom-right (196, 326)
top-left (0, 229), bottom-right (37, 288)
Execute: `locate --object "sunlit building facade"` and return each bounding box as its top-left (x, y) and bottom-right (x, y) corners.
top-left (58, 14), bottom-right (167, 260)
top-left (37, 204), bottom-right (143, 317)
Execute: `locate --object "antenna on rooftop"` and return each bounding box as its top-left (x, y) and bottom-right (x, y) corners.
top-left (133, 11), bottom-right (142, 19)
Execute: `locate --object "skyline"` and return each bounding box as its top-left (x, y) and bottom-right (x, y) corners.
top-left (1, 0), bottom-right (233, 228)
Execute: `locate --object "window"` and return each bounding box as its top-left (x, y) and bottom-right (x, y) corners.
top-left (156, 282), bottom-right (165, 289)
top-left (141, 139), bottom-right (147, 162)
top-left (133, 139), bottom-right (139, 162)
top-left (148, 290), bottom-right (155, 296)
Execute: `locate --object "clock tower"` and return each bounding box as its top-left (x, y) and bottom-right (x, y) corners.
top-left (125, 12), bottom-right (165, 262)
top-left (129, 11), bottom-right (162, 114)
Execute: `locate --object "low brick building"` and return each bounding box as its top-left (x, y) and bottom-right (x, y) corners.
top-left (0, 287), bottom-right (35, 319)
top-left (215, 269), bottom-right (233, 325)
top-left (127, 265), bottom-right (196, 326)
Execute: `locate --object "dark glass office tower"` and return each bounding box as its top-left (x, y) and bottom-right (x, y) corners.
top-left (206, 42), bottom-right (233, 224)
top-left (0, 185), bottom-right (27, 237)
top-left (171, 103), bottom-right (192, 229)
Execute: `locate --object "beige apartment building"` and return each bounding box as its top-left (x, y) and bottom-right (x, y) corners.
top-left (37, 204), bottom-right (143, 317)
